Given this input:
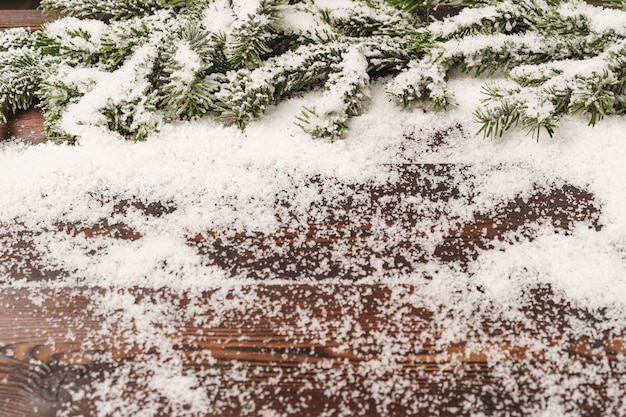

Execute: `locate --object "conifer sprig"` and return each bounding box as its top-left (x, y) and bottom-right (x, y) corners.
top-left (0, 28), bottom-right (36, 52)
top-left (213, 41), bottom-right (345, 128)
top-left (386, 0), bottom-right (462, 14)
top-left (2, 0), bottom-right (626, 142)
top-left (0, 29), bottom-right (43, 124)
top-left (0, 49), bottom-right (42, 124)
top-left (158, 24), bottom-right (220, 118)
top-left (296, 46), bottom-right (370, 140)
top-left (475, 39), bottom-right (626, 139)
top-left (609, 0), bottom-right (626, 11)
top-left (388, 0), bottom-right (626, 138)
top-left (99, 12), bottom-right (168, 69)
top-left (1, 0), bottom-right (433, 142)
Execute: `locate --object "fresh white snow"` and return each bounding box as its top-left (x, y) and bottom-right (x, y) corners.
top-left (2, 71), bottom-right (626, 416)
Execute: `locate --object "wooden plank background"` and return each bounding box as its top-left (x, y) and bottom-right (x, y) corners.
top-left (1, 4), bottom-right (625, 417)
top-left (0, 9), bottom-right (52, 31)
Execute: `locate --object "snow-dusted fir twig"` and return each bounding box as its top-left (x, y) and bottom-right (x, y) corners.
top-left (475, 40), bottom-right (626, 139)
top-left (388, 0), bottom-right (626, 138)
top-left (5, 0), bottom-right (626, 142)
top-left (473, 1), bottom-right (626, 138)
top-left (0, 0), bottom-right (434, 143)
top-left (296, 46), bottom-right (370, 140)
top-left (0, 29), bottom-right (42, 124)
top-left (213, 41), bottom-right (345, 129)
top-left (386, 0), bottom-right (462, 14)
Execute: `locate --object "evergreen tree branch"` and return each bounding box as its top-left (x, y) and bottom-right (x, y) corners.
top-left (326, 0), bottom-right (418, 38)
top-left (158, 24), bottom-right (220, 118)
top-left (36, 17), bottom-right (107, 65)
top-left (99, 12), bottom-right (168, 69)
top-left (386, 58), bottom-right (452, 110)
top-left (38, 63), bottom-right (99, 143)
top-left (428, 0), bottom-right (540, 39)
top-left (609, 0), bottom-right (626, 11)
top-left (0, 28), bottom-right (36, 52)
top-left (214, 41), bottom-right (344, 128)
top-left (388, 0), bottom-right (626, 127)
top-left (475, 38), bottom-right (626, 139)
top-left (0, 29), bottom-right (40, 123)
top-left (225, 0), bottom-right (286, 69)
top-left (296, 46), bottom-right (369, 140)
top-left (0, 48), bottom-right (43, 124)
top-left (5, 0), bottom-right (626, 143)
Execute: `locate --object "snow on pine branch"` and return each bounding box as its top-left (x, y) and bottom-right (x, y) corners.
top-left (475, 39), bottom-right (626, 139)
top-left (0, 29), bottom-right (42, 124)
top-left (1, 0), bottom-right (432, 143)
top-left (3, 0), bottom-right (626, 141)
top-left (389, 0), bottom-right (626, 138)
top-left (297, 45), bottom-right (370, 140)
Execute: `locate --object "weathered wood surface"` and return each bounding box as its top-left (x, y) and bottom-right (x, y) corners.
top-left (0, 9), bottom-right (56, 31)
top-left (0, 108), bottom-right (48, 145)
top-left (2, 285), bottom-right (626, 417)
top-left (1, 5), bottom-right (625, 417)
top-left (2, 104), bottom-right (624, 417)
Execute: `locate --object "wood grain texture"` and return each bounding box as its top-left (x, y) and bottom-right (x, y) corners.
top-left (0, 144), bottom-right (617, 416)
top-left (0, 155), bottom-right (602, 283)
top-left (1, 286), bottom-right (625, 417)
top-left (0, 108), bottom-right (47, 145)
top-left (190, 160), bottom-right (601, 280)
top-left (0, 10), bottom-right (57, 31)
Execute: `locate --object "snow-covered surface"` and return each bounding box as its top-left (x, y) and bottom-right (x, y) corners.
top-left (2, 73), bottom-right (626, 415)
top-left (2, 74), bottom-right (625, 296)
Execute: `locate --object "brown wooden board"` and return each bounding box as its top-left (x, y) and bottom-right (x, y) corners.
top-left (2, 107), bottom-right (622, 416)
top-left (2, 286), bottom-right (626, 417)
top-left (0, 108), bottom-right (47, 145)
top-left (0, 10), bottom-right (57, 31)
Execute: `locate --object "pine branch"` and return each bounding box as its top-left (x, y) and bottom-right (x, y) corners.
top-left (361, 32), bottom-right (430, 73)
top-left (296, 46), bottom-right (369, 140)
top-left (386, 0), bottom-right (461, 15)
top-left (99, 12), bottom-right (168, 69)
top-left (0, 29), bottom-right (40, 123)
top-left (39, 41), bottom-right (164, 143)
top-left (428, 0), bottom-right (539, 39)
top-left (102, 90), bottom-right (161, 142)
top-left (9, 0), bottom-right (626, 144)
top-left (272, 1), bottom-right (333, 45)
top-left (214, 41), bottom-right (344, 128)
top-left (386, 58), bottom-right (452, 110)
top-left (158, 24), bottom-right (220, 118)
top-left (387, 0), bottom-right (626, 127)
top-left (326, 0), bottom-right (418, 37)
top-left (37, 17), bottom-right (107, 65)
top-left (225, 0), bottom-right (286, 69)
top-left (609, 0), bottom-right (626, 11)
top-left (535, 1), bottom-right (592, 37)
top-left (37, 64), bottom-right (96, 143)
top-left (386, 0), bottom-right (436, 14)
top-left (473, 81), bottom-right (559, 140)
top-left (437, 32), bottom-right (587, 75)
top-left (0, 28), bottom-right (36, 52)
top-left (0, 48), bottom-right (43, 124)
top-left (475, 38), bottom-right (626, 139)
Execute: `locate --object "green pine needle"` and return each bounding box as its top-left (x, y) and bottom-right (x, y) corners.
top-left (4, 0), bottom-right (626, 143)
